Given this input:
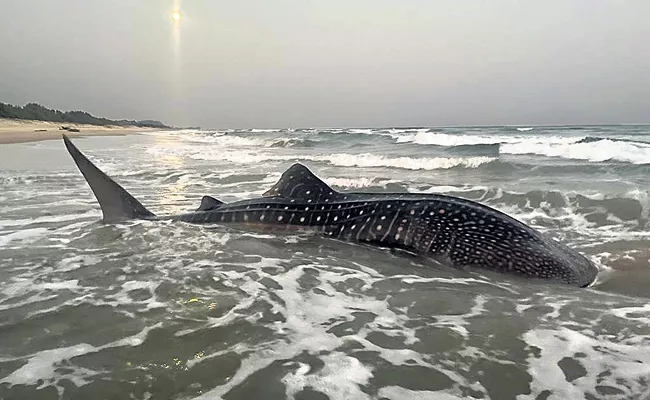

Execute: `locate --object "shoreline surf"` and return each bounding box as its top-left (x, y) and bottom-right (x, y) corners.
top-left (0, 118), bottom-right (160, 144)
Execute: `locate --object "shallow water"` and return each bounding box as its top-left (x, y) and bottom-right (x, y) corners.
top-left (1, 127), bottom-right (650, 399)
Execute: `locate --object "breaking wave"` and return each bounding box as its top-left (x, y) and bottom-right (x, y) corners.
top-left (501, 137), bottom-right (650, 164)
top-left (150, 128), bottom-right (650, 165)
top-left (446, 143), bottom-right (500, 157)
top-left (322, 153), bottom-right (495, 170)
top-left (148, 146), bottom-right (497, 171)
top-left (388, 130), bottom-right (650, 165)
top-left (393, 131), bottom-right (578, 147)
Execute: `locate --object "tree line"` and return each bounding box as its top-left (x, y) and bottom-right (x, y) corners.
top-left (0, 102), bottom-right (170, 128)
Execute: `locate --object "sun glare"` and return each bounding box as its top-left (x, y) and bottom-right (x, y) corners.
top-left (172, 11), bottom-right (181, 22)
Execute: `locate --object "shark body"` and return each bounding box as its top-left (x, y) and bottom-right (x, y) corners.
top-left (63, 135), bottom-right (598, 287)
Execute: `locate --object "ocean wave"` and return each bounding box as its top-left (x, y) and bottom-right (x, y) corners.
top-left (386, 128), bottom-right (431, 135)
top-left (326, 177), bottom-right (383, 189)
top-left (577, 135), bottom-right (650, 145)
top-left (394, 131), bottom-right (580, 147)
top-left (165, 129), bottom-right (650, 166)
top-left (249, 128), bottom-right (282, 133)
top-left (322, 154), bottom-right (495, 170)
top-left (149, 144), bottom-right (497, 171)
top-left (501, 138), bottom-right (650, 164)
top-left (268, 138), bottom-right (317, 148)
top-left (446, 143), bottom-right (500, 157)
top-left (163, 131), bottom-right (318, 149)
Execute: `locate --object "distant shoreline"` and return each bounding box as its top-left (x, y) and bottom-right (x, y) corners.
top-left (0, 101), bottom-right (171, 129)
top-left (0, 118), bottom-right (160, 144)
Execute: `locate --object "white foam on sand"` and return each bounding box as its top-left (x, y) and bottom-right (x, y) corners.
top-left (523, 327), bottom-right (650, 399)
top-left (1, 323), bottom-right (162, 388)
top-left (190, 258), bottom-right (482, 400)
top-left (378, 386), bottom-right (463, 400)
top-left (0, 228), bottom-right (47, 247)
top-left (282, 353), bottom-right (374, 400)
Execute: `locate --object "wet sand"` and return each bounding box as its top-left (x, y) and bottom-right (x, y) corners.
top-left (0, 118), bottom-right (159, 144)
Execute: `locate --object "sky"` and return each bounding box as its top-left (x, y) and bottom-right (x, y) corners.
top-left (1, 1), bottom-right (649, 128)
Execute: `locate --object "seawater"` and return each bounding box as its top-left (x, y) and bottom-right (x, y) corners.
top-left (1, 126), bottom-right (650, 399)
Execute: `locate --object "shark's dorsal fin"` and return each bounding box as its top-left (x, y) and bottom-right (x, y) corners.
top-left (62, 134), bottom-right (155, 223)
top-left (263, 163), bottom-right (340, 202)
top-left (196, 195), bottom-right (224, 211)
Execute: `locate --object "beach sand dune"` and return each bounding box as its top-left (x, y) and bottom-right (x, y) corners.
top-left (0, 118), bottom-right (159, 144)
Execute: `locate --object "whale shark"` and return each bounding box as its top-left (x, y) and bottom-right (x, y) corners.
top-left (62, 135), bottom-right (598, 287)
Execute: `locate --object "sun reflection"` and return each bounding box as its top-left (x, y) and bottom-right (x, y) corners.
top-left (172, 10), bottom-right (181, 22)
top-left (151, 136), bottom-right (189, 213)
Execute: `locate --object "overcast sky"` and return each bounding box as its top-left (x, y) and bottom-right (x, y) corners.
top-left (1, 1), bottom-right (649, 128)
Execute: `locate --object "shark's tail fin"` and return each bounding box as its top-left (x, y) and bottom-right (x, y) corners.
top-left (62, 135), bottom-right (155, 223)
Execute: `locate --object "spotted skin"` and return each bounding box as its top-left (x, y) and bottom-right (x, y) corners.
top-left (62, 135), bottom-right (598, 288)
top-left (173, 164), bottom-right (597, 287)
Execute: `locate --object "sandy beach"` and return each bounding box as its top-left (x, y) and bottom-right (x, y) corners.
top-left (0, 118), bottom-right (159, 144)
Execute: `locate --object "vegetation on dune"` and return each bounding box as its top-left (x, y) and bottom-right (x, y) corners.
top-left (0, 101), bottom-right (170, 128)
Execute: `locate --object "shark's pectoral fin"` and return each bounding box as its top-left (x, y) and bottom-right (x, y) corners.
top-left (62, 134), bottom-right (155, 223)
top-left (196, 195), bottom-right (224, 211)
top-left (263, 163), bottom-right (342, 202)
